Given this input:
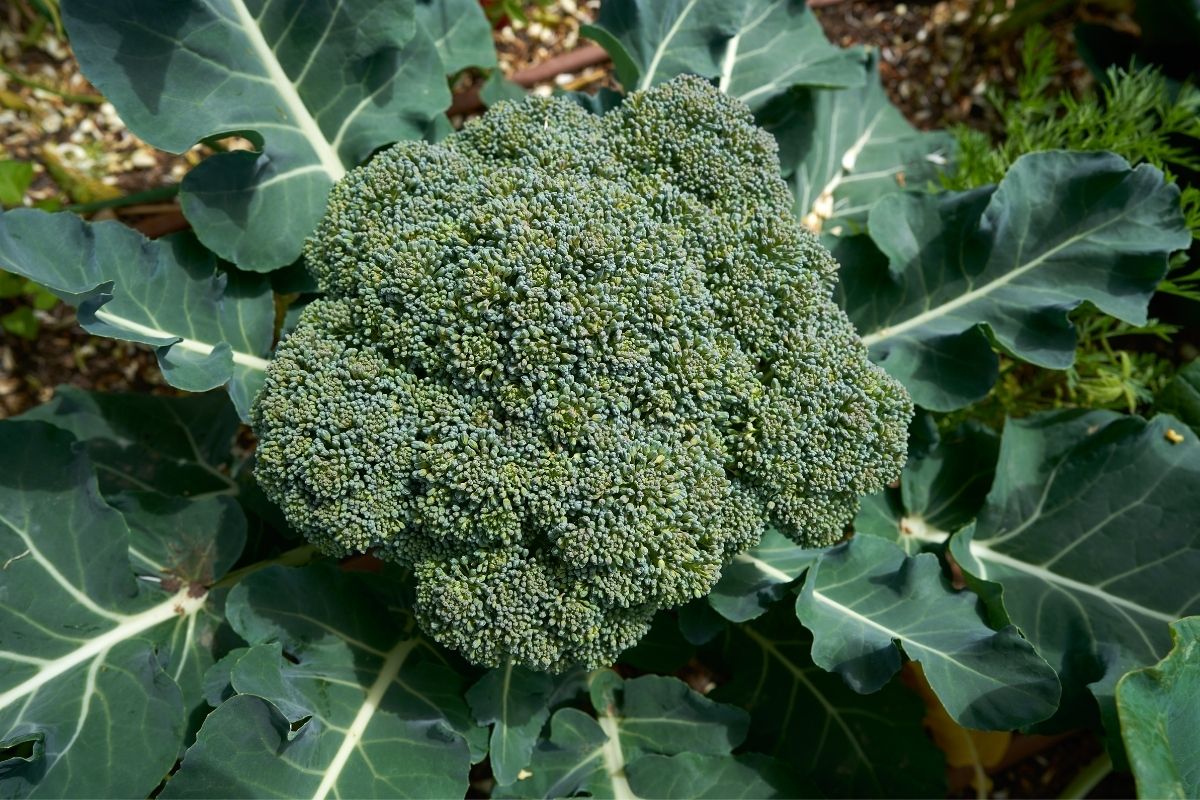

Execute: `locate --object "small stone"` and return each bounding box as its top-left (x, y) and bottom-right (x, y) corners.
top-left (130, 150), bottom-right (158, 169)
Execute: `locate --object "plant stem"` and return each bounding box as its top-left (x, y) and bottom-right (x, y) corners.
top-left (66, 184), bottom-right (180, 214)
top-left (1058, 752), bottom-right (1113, 800)
top-left (212, 543), bottom-right (319, 590)
top-left (0, 63), bottom-right (104, 104)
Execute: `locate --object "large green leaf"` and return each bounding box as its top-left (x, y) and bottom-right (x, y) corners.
top-left (795, 536), bottom-right (1059, 730)
top-left (417, 0), bottom-right (497, 74)
top-left (939, 412), bottom-right (1200, 737)
top-left (61, 0), bottom-right (451, 271)
top-left (709, 605), bottom-right (945, 798)
top-left (111, 493), bottom-right (246, 588)
top-left (493, 708), bottom-right (608, 799)
top-left (618, 612), bottom-right (695, 673)
top-left (1116, 617), bottom-right (1200, 799)
top-left (0, 421), bottom-right (218, 798)
top-left (706, 527), bottom-right (821, 622)
top-left (581, 0), bottom-right (860, 110)
top-left (842, 151), bottom-right (1190, 410)
top-left (497, 672), bottom-right (749, 799)
top-left (855, 421), bottom-right (999, 551)
top-left (107, 491), bottom-right (247, 740)
top-left (20, 386), bottom-right (242, 498)
top-left (164, 564), bottom-right (478, 798)
top-left (466, 663), bottom-right (555, 786)
top-left (760, 51), bottom-right (952, 234)
top-left (1157, 359), bottom-right (1200, 435)
top-left (0, 211), bottom-right (273, 419)
top-left (625, 752), bottom-right (815, 799)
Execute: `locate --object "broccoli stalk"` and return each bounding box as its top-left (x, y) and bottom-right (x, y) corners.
top-left (252, 76), bottom-right (912, 672)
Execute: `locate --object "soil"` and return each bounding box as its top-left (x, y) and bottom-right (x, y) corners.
top-left (0, 2), bottom-right (1148, 797)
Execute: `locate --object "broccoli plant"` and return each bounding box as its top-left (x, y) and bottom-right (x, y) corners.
top-left (253, 76), bottom-right (911, 671)
top-left (0, 1), bottom-right (1197, 798)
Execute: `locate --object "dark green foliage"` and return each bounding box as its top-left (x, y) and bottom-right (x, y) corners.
top-left (1157, 359), bottom-right (1200, 435)
top-left (9, 1), bottom-right (1200, 795)
top-left (252, 76), bottom-right (911, 672)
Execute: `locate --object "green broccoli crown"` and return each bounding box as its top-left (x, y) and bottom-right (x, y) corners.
top-left (252, 75), bottom-right (912, 672)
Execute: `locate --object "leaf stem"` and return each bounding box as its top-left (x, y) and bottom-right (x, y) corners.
top-left (212, 543), bottom-right (319, 590)
top-left (67, 184), bottom-right (180, 215)
top-left (1058, 751), bottom-right (1112, 800)
top-left (0, 63), bottom-right (104, 104)
top-left (587, 669), bottom-right (637, 800)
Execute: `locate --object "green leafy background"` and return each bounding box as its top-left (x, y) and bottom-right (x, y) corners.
top-left (1, 0), bottom-right (1197, 797)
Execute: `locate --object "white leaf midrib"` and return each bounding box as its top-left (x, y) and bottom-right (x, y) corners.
top-left (804, 109), bottom-right (884, 226)
top-left (860, 210), bottom-right (1132, 347)
top-left (596, 706), bottom-right (638, 800)
top-left (719, 0), bottom-right (783, 96)
top-left (967, 540), bottom-right (1177, 624)
top-left (0, 588), bottom-right (207, 711)
top-left (809, 587), bottom-right (1017, 690)
top-left (94, 308), bottom-right (270, 371)
top-left (898, 517), bottom-right (1177, 624)
top-left (637, 0), bottom-right (703, 91)
top-left (311, 639), bottom-right (416, 800)
top-left (734, 552), bottom-right (796, 583)
top-left (228, 0), bottom-right (346, 180)
top-left (717, 31), bottom-right (741, 93)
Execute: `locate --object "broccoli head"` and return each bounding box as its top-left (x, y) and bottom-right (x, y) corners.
top-left (252, 75), bottom-right (912, 672)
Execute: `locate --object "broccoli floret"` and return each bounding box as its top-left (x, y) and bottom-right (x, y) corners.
top-left (252, 75), bottom-right (912, 672)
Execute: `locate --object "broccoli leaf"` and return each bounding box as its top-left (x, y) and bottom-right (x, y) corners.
top-left (706, 526), bottom-right (822, 622)
top-left (582, 0), bottom-right (861, 109)
top-left (1156, 359), bottom-right (1200, 436)
top-left (164, 693), bottom-right (468, 799)
top-left (466, 663), bottom-right (555, 786)
top-left (164, 564), bottom-right (479, 798)
top-left (709, 604), bottom-right (945, 797)
top-left (760, 51), bottom-right (952, 234)
top-left (0, 211), bottom-right (273, 419)
top-left (855, 421), bottom-right (1000, 550)
top-left (625, 752), bottom-right (816, 799)
top-left (482, 72), bottom-right (530, 107)
top-left (1116, 617), bottom-right (1200, 799)
top-left (60, 0), bottom-right (450, 271)
top-left (417, 0), bottom-right (497, 74)
top-left (618, 612), bottom-right (695, 673)
top-left (939, 412), bottom-right (1200, 746)
top-left (842, 151), bottom-right (1190, 410)
top-left (0, 421), bottom-right (220, 798)
top-left (795, 535), bottom-right (1060, 730)
top-left (496, 672), bottom-right (749, 799)
top-left (493, 708), bottom-right (609, 799)
top-left (110, 493), bottom-right (247, 587)
top-left (19, 386), bottom-right (242, 498)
